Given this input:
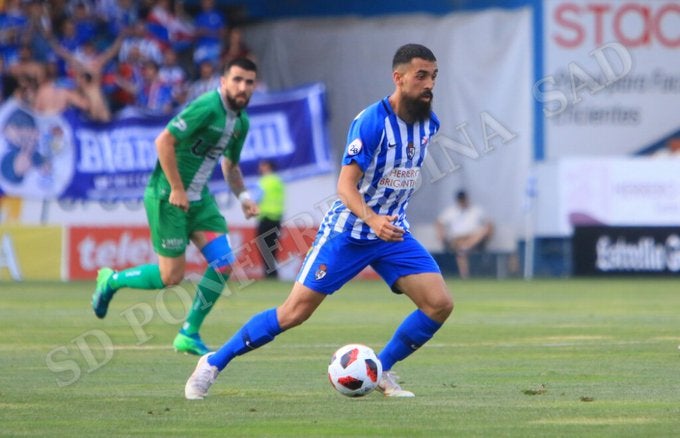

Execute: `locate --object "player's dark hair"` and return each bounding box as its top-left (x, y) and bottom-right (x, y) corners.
top-left (392, 44), bottom-right (436, 69)
top-left (225, 57), bottom-right (257, 75)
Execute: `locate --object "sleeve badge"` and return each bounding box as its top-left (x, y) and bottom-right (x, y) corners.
top-left (347, 138), bottom-right (362, 156)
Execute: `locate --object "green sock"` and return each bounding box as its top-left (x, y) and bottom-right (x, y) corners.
top-left (183, 267), bottom-right (227, 335)
top-left (109, 264), bottom-right (165, 290)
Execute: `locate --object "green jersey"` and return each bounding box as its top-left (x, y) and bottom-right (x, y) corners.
top-left (145, 89), bottom-right (250, 201)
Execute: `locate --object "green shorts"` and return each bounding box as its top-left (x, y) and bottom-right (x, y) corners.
top-left (144, 194), bottom-right (228, 257)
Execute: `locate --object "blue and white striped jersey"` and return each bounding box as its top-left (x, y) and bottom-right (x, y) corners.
top-left (320, 96), bottom-right (440, 240)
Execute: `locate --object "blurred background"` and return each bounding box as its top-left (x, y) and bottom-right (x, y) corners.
top-left (0, 0), bottom-right (678, 281)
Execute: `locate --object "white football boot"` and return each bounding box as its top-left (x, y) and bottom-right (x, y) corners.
top-left (376, 371), bottom-right (415, 397)
top-left (185, 354), bottom-right (220, 400)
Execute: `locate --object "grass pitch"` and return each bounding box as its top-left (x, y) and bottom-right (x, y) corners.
top-left (1, 278), bottom-right (679, 437)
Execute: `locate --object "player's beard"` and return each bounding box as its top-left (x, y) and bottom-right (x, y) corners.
top-left (402, 91), bottom-right (433, 121)
top-left (226, 93), bottom-right (250, 111)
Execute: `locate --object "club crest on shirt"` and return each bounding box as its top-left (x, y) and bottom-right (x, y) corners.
top-left (347, 138), bottom-right (362, 156)
top-left (407, 142), bottom-right (415, 160)
top-left (315, 264), bottom-right (327, 280)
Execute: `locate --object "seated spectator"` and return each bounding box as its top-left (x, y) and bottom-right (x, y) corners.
top-left (7, 44), bottom-right (45, 88)
top-left (146, 0), bottom-right (194, 55)
top-left (170, 0), bottom-right (196, 55)
top-left (45, 0), bottom-right (69, 36)
top-left (0, 0), bottom-right (28, 68)
top-left (158, 47), bottom-right (187, 107)
top-left (134, 60), bottom-right (174, 116)
top-left (93, 0), bottom-right (138, 38)
top-left (185, 59), bottom-right (220, 102)
top-left (51, 19), bottom-right (80, 78)
top-left (1, 0), bottom-right (261, 122)
top-left (193, 0), bottom-right (226, 65)
top-left (221, 26), bottom-right (252, 66)
top-left (119, 21), bottom-right (163, 66)
top-left (111, 43), bottom-right (144, 112)
top-left (436, 190), bottom-right (494, 279)
top-left (23, 0), bottom-right (53, 63)
top-left (68, 0), bottom-right (99, 47)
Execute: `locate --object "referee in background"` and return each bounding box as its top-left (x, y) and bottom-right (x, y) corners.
top-left (255, 159), bottom-right (285, 279)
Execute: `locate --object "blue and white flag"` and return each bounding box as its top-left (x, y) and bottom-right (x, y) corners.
top-left (0, 83), bottom-right (332, 201)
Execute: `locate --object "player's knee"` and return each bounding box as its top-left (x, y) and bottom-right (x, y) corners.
top-left (160, 271), bottom-right (183, 286)
top-left (430, 293), bottom-right (454, 323)
top-left (440, 295), bottom-right (454, 317)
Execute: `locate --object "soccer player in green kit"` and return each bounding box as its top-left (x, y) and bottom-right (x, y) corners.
top-left (91, 58), bottom-right (260, 355)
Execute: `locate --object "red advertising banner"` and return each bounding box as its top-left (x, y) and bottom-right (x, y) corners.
top-left (66, 225), bottom-right (377, 282)
top-left (67, 226), bottom-right (156, 280)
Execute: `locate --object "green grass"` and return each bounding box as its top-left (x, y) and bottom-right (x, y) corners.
top-left (1, 278), bottom-right (680, 437)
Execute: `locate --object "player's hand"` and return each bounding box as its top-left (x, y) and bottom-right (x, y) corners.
top-left (241, 199), bottom-right (260, 219)
top-left (169, 188), bottom-right (189, 212)
top-left (367, 214), bottom-right (404, 242)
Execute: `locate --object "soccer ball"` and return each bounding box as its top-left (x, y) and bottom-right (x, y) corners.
top-left (328, 343), bottom-right (382, 397)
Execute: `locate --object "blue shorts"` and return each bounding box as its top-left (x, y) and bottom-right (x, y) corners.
top-left (296, 230), bottom-right (441, 294)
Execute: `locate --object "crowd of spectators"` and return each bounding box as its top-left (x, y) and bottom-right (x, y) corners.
top-left (0, 0), bottom-right (256, 122)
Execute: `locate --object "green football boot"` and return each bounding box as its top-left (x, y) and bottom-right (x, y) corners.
top-left (91, 267), bottom-right (116, 319)
top-left (173, 331), bottom-right (212, 356)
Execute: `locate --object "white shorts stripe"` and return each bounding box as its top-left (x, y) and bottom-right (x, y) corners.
top-left (297, 229), bottom-right (330, 283)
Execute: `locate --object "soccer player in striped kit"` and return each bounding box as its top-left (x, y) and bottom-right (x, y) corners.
top-left (185, 43), bottom-right (454, 399)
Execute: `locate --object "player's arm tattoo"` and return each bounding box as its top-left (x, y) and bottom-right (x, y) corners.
top-left (223, 159), bottom-right (246, 195)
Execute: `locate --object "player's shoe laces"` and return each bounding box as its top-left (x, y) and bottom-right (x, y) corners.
top-left (91, 267), bottom-right (116, 319)
top-left (377, 371), bottom-right (415, 397)
top-left (185, 354), bottom-right (219, 400)
top-left (173, 331), bottom-right (212, 356)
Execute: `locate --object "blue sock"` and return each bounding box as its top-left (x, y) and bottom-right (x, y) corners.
top-left (208, 308), bottom-right (282, 371)
top-left (378, 309), bottom-right (442, 371)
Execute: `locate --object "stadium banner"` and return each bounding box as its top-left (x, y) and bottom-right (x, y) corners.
top-left (0, 225), bottom-right (62, 280)
top-left (65, 224), bottom-right (379, 282)
top-left (572, 226), bottom-right (680, 276)
top-left (0, 83), bottom-right (331, 202)
top-left (542, 0), bottom-right (680, 158)
top-left (66, 225), bottom-right (282, 281)
top-left (66, 225), bottom-right (273, 281)
top-left (557, 157), bottom-right (680, 234)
